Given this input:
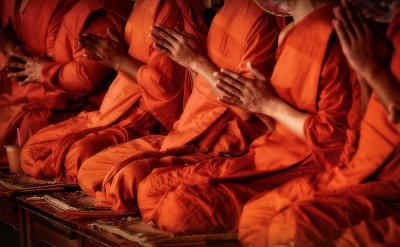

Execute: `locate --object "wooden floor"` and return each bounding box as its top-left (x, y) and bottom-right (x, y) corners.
top-left (0, 192), bottom-right (243, 247)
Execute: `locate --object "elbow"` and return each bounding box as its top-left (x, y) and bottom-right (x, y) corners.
top-left (305, 120), bottom-right (348, 151)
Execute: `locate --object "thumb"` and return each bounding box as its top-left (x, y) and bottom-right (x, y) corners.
top-left (247, 62), bottom-right (267, 81)
top-left (107, 27), bottom-right (119, 42)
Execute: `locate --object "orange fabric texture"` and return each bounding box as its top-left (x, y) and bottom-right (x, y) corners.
top-left (336, 215), bottom-right (400, 247)
top-left (21, 0), bottom-right (208, 182)
top-left (237, 14), bottom-right (400, 247)
top-left (136, 3), bottom-right (359, 234)
top-left (0, 0), bottom-right (130, 163)
top-left (76, 0), bottom-right (283, 213)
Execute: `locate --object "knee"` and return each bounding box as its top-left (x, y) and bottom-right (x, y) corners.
top-left (155, 184), bottom-right (229, 234)
top-left (77, 158), bottom-right (101, 197)
top-left (68, 137), bottom-right (99, 163)
top-left (239, 201), bottom-right (296, 247)
top-left (155, 185), bottom-right (200, 233)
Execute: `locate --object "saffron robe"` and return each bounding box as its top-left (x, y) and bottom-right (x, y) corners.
top-left (136, 3), bottom-right (359, 234)
top-left (237, 14), bottom-right (400, 247)
top-left (21, 0), bottom-right (208, 182)
top-left (76, 0), bottom-right (283, 213)
top-left (0, 0), bottom-right (130, 163)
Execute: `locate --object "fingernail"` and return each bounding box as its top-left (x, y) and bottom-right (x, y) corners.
top-left (213, 72), bottom-right (218, 76)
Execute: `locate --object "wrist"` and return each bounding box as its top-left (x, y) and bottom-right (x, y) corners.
top-left (113, 54), bottom-right (126, 71)
top-left (261, 97), bottom-right (283, 118)
top-left (360, 63), bottom-right (388, 83)
top-left (190, 54), bottom-right (208, 72)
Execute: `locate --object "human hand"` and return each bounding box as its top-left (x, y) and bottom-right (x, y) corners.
top-left (214, 62), bottom-right (280, 116)
top-left (78, 27), bottom-right (126, 70)
top-left (333, 0), bottom-right (392, 79)
top-left (389, 101), bottom-right (400, 133)
top-left (0, 18), bottom-right (19, 54)
top-left (150, 24), bottom-right (205, 69)
top-left (4, 52), bottom-right (49, 85)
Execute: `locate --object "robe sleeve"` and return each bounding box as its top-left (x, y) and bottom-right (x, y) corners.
top-left (238, 14), bottom-right (280, 80)
top-left (40, 12), bottom-right (117, 93)
top-left (303, 37), bottom-right (353, 151)
top-left (136, 4), bottom-right (187, 130)
top-left (232, 14), bottom-right (281, 124)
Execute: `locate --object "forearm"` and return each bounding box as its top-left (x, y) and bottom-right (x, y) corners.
top-left (114, 54), bottom-right (144, 83)
top-left (262, 99), bottom-right (309, 140)
top-left (191, 55), bottom-right (222, 97)
top-left (357, 75), bottom-right (372, 113)
top-left (363, 66), bottom-right (400, 111)
top-left (41, 58), bottom-right (112, 92)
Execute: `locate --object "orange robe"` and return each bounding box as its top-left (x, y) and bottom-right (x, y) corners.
top-left (21, 0), bottom-right (208, 182)
top-left (237, 15), bottom-right (400, 247)
top-left (136, 3), bottom-right (359, 234)
top-left (77, 0), bottom-right (284, 212)
top-left (0, 0), bottom-right (130, 163)
top-left (336, 215), bottom-right (400, 247)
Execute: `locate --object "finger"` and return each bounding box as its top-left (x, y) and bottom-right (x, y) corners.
top-left (219, 68), bottom-right (251, 86)
top-left (7, 71), bottom-right (27, 78)
top-left (342, 0), bottom-right (365, 37)
top-left (150, 33), bottom-right (174, 51)
top-left (82, 53), bottom-right (100, 61)
top-left (215, 79), bottom-right (242, 98)
top-left (214, 71), bottom-right (245, 93)
top-left (3, 62), bottom-right (25, 69)
top-left (218, 95), bottom-right (243, 108)
top-left (19, 76), bottom-right (34, 85)
top-left (9, 52), bottom-right (29, 61)
top-left (107, 27), bottom-right (120, 42)
top-left (334, 6), bottom-right (356, 42)
top-left (78, 41), bottom-right (101, 55)
top-left (78, 35), bottom-right (101, 47)
top-left (247, 62), bottom-right (267, 81)
top-left (156, 24), bottom-right (185, 42)
top-left (173, 27), bottom-right (195, 39)
top-left (333, 19), bottom-right (351, 51)
top-left (153, 43), bottom-right (173, 57)
top-left (351, 1), bottom-right (372, 35)
top-left (151, 26), bottom-right (178, 46)
top-left (82, 33), bottom-right (106, 44)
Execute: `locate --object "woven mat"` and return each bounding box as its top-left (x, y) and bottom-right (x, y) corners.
top-left (91, 217), bottom-right (238, 246)
top-left (27, 191), bottom-right (135, 219)
top-left (0, 173), bottom-right (79, 196)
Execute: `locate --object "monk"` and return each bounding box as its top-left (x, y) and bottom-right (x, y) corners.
top-left (21, 0), bottom-right (208, 182)
top-left (77, 0), bottom-right (285, 212)
top-left (238, 1), bottom-right (400, 246)
top-left (136, 0), bottom-right (360, 234)
top-left (0, 0), bottom-right (131, 163)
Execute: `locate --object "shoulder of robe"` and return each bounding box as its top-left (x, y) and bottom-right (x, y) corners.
top-left (61, 0), bottom-right (133, 39)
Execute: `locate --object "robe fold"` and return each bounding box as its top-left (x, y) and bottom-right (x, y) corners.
top-left (77, 0), bottom-right (284, 212)
top-left (21, 0), bottom-right (208, 182)
top-left (237, 14), bottom-right (400, 247)
top-left (0, 0), bottom-right (130, 163)
top-left (136, 3), bottom-right (359, 234)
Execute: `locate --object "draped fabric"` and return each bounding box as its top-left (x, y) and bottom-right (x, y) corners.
top-left (77, 0), bottom-right (283, 212)
top-left (137, 2), bottom-right (359, 234)
top-left (237, 13), bottom-right (400, 247)
top-left (0, 0), bottom-right (130, 163)
top-left (21, 0), bottom-right (208, 182)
